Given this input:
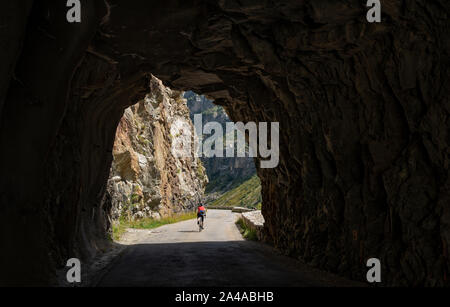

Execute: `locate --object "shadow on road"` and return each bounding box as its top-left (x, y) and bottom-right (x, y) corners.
top-left (97, 240), bottom-right (364, 287)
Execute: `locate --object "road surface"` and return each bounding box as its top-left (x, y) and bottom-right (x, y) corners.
top-left (97, 210), bottom-right (362, 286)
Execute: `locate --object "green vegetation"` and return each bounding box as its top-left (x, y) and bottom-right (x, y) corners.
top-left (202, 105), bottom-right (223, 116)
top-left (209, 175), bottom-right (262, 208)
top-left (205, 172), bottom-right (250, 194)
top-left (130, 193), bottom-right (141, 204)
top-left (235, 218), bottom-right (258, 241)
top-left (137, 134), bottom-right (150, 146)
top-left (112, 211), bottom-right (197, 241)
top-left (196, 164), bottom-right (206, 181)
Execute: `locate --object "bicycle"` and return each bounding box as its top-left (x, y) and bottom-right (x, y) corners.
top-left (197, 214), bottom-right (205, 232)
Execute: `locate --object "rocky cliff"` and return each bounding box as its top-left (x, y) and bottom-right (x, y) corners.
top-left (184, 91), bottom-right (256, 197)
top-left (108, 77), bottom-right (207, 221)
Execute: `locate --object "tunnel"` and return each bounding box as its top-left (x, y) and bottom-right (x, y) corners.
top-left (0, 1), bottom-right (448, 286)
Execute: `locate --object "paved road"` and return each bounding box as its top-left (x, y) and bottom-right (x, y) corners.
top-left (97, 210), bottom-right (361, 287)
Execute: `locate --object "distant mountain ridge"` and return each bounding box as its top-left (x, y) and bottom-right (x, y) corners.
top-left (184, 91), bottom-right (258, 200)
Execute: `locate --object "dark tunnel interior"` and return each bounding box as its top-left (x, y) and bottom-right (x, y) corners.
top-left (0, 0), bottom-right (449, 287)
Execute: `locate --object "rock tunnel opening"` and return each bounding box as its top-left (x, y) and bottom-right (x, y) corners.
top-left (76, 77), bottom-right (270, 287)
top-left (0, 1), bottom-right (448, 287)
top-left (107, 82), bottom-right (263, 232)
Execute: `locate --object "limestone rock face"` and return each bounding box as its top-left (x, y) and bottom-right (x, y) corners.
top-left (108, 77), bottom-right (207, 221)
top-left (184, 91), bottom-right (256, 196)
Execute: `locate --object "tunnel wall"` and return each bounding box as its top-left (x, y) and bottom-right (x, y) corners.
top-left (0, 1), bottom-right (448, 285)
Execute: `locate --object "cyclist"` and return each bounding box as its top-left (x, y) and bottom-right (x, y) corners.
top-left (197, 204), bottom-right (206, 229)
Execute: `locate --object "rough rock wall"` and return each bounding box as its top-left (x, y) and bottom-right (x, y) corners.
top-left (0, 1), bottom-right (448, 286)
top-left (90, 1), bottom-right (447, 286)
top-left (0, 1), bottom-right (111, 285)
top-left (108, 77), bottom-right (207, 221)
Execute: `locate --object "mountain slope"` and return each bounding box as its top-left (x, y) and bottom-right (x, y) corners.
top-left (184, 91), bottom-right (256, 196)
top-left (209, 175), bottom-right (262, 209)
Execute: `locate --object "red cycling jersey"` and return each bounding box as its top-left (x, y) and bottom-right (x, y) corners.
top-left (198, 206), bottom-right (206, 213)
